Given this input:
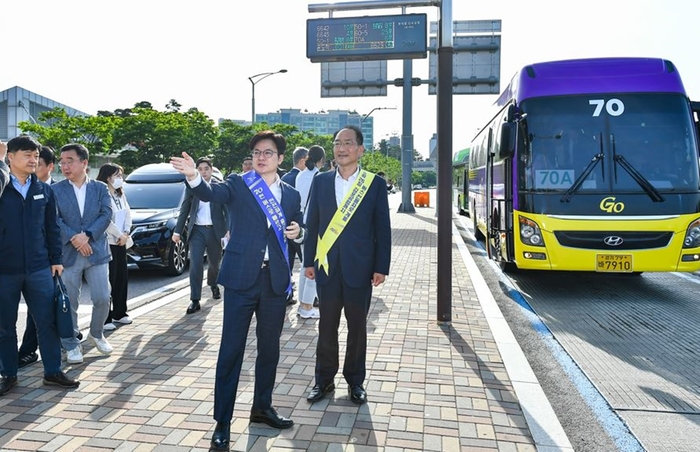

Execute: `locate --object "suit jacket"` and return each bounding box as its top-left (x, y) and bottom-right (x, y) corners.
top-left (175, 180), bottom-right (228, 241)
top-left (191, 173), bottom-right (303, 295)
top-left (0, 160), bottom-right (8, 197)
top-left (303, 170), bottom-right (391, 288)
top-left (53, 178), bottom-right (113, 267)
top-left (280, 167), bottom-right (300, 188)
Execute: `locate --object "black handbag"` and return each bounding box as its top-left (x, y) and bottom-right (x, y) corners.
top-left (54, 274), bottom-right (74, 339)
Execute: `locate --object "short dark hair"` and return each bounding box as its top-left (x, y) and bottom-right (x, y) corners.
top-left (60, 143), bottom-right (89, 161)
top-left (249, 130), bottom-right (287, 155)
top-left (7, 135), bottom-right (41, 153)
top-left (334, 125), bottom-right (364, 146)
top-left (39, 146), bottom-right (56, 166)
top-left (196, 157), bottom-right (213, 169)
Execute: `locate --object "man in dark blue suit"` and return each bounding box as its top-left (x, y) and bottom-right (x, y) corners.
top-left (304, 125), bottom-right (391, 405)
top-left (171, 130), bottom-right (304, 451)
top-left (0, 136), bottom-right (80, 396)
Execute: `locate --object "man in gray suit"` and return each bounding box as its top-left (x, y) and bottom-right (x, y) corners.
top-left (173, 157), bottom-right (228, 314)
top-left (53, 144), bottom-right (113, 364)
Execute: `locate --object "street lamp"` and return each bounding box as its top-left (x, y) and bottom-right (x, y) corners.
top-left (360, 106), bottom-right (396, 124)
top-left (249, 69), bottom-right (287, 124)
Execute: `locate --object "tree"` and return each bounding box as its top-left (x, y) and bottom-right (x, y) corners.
top-left (110, 102), bottom-right (218, 171)
top-left (18, 107), bottom-right (117, 154)
top-left (360, 151), bottom-right (401, 183)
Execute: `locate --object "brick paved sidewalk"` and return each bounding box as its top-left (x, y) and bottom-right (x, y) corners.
top-left (0, 202), bottom-right (540, 452)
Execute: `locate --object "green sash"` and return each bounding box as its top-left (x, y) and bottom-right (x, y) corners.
top-left (315, 169), bottom-right (375, 274)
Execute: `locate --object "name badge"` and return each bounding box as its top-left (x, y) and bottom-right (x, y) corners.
top-left (33, 194), bottom-right (45, 200)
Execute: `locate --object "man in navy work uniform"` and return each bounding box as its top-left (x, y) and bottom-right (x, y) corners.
top-left (171, 130), bottom-right (304, 452)
top-left (304, 125), bottom-right (391, 406)
top-left (0, 136), bottom-right (79, 396)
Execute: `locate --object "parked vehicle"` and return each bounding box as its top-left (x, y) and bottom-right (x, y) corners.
top-left (123, 163), bottom-right (189, 275)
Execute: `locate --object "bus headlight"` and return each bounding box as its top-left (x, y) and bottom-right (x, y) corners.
top-left (683, 218), bottom-right (700, 248)
top-left (519, 215), bottom-right (544, 247)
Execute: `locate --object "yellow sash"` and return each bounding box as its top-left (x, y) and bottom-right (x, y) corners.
top-left (315, 169), bottom-right (375, 274)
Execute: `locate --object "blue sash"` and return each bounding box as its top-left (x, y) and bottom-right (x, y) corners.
top-left (243, 171), bottom-right (291, 294)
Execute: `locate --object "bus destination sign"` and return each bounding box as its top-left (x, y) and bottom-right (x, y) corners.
top-left (307, 14), bottom-right (428, 63)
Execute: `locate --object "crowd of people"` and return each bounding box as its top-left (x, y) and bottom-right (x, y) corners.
top-left (0, 125), bottom-right (392, 452)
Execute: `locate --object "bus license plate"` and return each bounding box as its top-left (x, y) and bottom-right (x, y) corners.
top-left (596, 254), bottom-right (633, 273)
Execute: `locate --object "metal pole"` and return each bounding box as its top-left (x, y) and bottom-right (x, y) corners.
top-left (437, 0), bottom-right (453, 323)
top-left (398, 57), bottom-right (415, 213)
top-left (251, 82), bottom-right (256, 124)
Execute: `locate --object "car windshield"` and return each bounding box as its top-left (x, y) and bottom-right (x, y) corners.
top-left (123, 182), bottom-right (185, 209)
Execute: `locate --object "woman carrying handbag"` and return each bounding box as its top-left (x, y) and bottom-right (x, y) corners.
top-left (97, 163), bottom-right (133, 331)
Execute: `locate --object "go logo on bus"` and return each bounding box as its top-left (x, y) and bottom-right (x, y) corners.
top-left (599, 196), bottom-right (625, 213)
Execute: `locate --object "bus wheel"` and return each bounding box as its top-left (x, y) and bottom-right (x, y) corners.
top-left (473, 204), bottom-right (485, 241)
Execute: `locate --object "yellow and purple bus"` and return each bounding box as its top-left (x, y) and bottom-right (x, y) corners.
top-left (467, 57), bottom-right (700, 273)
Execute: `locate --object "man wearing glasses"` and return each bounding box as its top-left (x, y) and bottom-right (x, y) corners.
top-left (171, 130), bottom-right (304, 451)
top-left (53, 144), bottom-right (114, 365)
top-left (304, 125), bottom-right (391, 405)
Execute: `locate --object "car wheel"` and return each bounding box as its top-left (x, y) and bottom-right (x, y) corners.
top-left (165, 240), bottom-right (188, 276)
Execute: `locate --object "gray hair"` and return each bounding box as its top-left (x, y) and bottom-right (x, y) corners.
top-left (292, 147), bottom-right (309, 165)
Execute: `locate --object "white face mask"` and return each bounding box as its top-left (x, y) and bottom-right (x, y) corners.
top-left (112, 177), bottom-right (124, 189)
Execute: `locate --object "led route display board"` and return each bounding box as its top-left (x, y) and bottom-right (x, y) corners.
top-left (306, 14), bottom-right (427, 63)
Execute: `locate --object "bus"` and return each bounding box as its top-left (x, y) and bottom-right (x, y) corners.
top-left (453, 147), bottom-right (470, 215)
top-left (467, 57), bottom-right (700, 273)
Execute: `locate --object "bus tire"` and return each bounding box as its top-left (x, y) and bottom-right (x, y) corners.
top-left (473, 203), bottom-right (485, 241)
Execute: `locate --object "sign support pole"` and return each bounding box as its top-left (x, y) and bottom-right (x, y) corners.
top-left (436, 0), bottom-right (453, 323)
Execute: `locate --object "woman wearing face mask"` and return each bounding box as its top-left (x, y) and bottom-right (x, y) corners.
top-left (97, 163), bottom-right (133, 331)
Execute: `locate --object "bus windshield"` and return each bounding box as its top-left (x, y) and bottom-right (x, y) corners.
top-left (518, 94), bottom-right (699, 194)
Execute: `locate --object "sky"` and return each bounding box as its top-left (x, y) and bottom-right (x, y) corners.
top-left (3, 0), bottom-right (697, 159)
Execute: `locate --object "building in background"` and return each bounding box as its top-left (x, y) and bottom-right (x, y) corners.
top-left (255, 108), bottom-right (374, 146)
top-left (0, 86), bottom-right (112, 178)
top-left (0, 86), bottom-right (89, 141)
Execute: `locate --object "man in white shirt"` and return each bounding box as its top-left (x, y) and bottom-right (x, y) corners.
top-left (173, 157), bottom-right (228, 314)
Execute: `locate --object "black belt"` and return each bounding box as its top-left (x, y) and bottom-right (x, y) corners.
top-left (195, 224), bottom-right (214, 228)
top-left (261, 260), bottom-right (270, 269)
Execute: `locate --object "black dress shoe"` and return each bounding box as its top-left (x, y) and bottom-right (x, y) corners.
top-left (349, 385), bottom-right (367, 404)
top-left (249, 407), bottom-right (294, 429)
top-left (307, 383), bottom-right (335, 403)
top-left (210, 421), bottom-right (230, 451)
top-left (286, 291), bottom-right (297, 306)
top-left (211, 286), bottom-right (221, 300)
top-left (186, 300), bottom-right (201, 314)
top-left (0, 375), bottom-right (18, 396)
top-left (44, 371), bottom-right (80, 388)
top-left (18, 352), bottom-right (38, 369)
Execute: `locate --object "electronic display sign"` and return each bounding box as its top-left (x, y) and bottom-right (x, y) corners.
top-left (307, 14), bottom-right (427, 63)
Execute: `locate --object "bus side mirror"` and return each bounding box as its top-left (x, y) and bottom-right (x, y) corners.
top-left (499, 123), bottom-right (516, 159)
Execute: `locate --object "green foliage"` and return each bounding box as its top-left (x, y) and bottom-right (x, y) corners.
top-left (110, 104), bottom-right (218, 172)
top-left (18, 107), bottom-right (117, 154)
top-left (411, 171), bottom-right (436, 187)
top-left (17, 103), bottom-right (335, 175)
top-left (360, 151), bottom-right (401, 182)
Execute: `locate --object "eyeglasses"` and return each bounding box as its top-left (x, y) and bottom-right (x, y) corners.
top-left (252, 150), bottom-right (277, 159)
top-left (58, 159), bottom-right (81, 167)
top-left (333, 140), bottom-right (357, 149)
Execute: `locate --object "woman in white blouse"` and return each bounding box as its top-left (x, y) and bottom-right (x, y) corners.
top-left (97, 163), bottom-right (133, 331)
